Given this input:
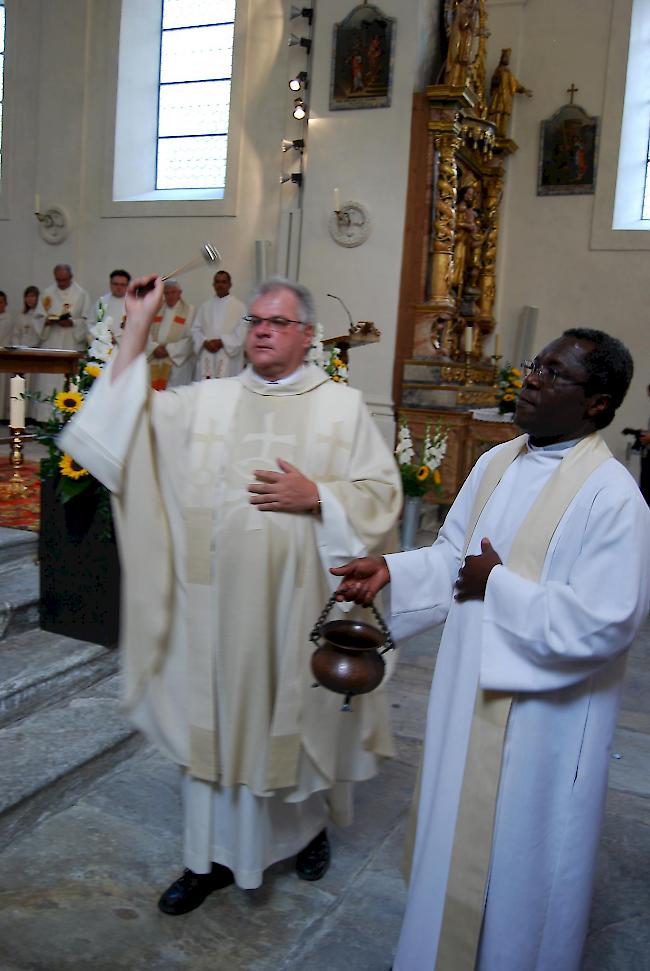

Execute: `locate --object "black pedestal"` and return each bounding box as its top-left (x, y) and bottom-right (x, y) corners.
top-left (39, 477), bottom-right (120, 647)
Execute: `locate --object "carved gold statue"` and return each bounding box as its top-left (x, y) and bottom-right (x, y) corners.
top-left (452, 176), bottom-right (480, 297)
top-left (488, 48), bottom-right (532, 138)
top-left (445, 0), bottom-right (479, 88)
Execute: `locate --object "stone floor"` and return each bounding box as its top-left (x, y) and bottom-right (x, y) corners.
top-left (0, 513), bottom-right (648, 970)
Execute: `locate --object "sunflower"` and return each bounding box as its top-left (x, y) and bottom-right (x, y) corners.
top-left (433, 469), bottom-right (442, 486)
top-left (59, 454), bottom-right (90, 479)
top-left (416, 465), bottom-right (430, 482)
top-left (510, 367), bottom-right (522, 377)
top-left (54, 390), bottom-right (84, 413)
top-left (511, 379), bottom-right (523, 388)
top-left (84, 363), bottom-right (102, 378)
top-left (502, 392), bottom-right (515, 401)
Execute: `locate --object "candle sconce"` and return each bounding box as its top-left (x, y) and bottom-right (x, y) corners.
top-left (328, 199), bottom-right (371, 248)
top-left (34, 204), bottom-right (70, 245)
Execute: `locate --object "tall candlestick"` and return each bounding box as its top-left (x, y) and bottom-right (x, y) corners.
top-left (34, 193), bottom-right (40, 214)
top-left (494, 333), bottom-right (500, 358)
top-left (464, 325), bottom-right (473, 354)
top-left (9, 375), bottom-right (26, 429)
top-left (333, 187), bottom-right (341, 212)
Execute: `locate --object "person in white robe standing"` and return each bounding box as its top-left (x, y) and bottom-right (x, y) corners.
top-left (60, 274), bottom-right (402, 917)
top-left (12, 285), bottom-right (43, 422)
top-left (147, 279), bottom-right (195, 389)
top-left (333, 328), bottom-right (650, 971)
top-left (191, 269), bottom-right (246, 380)
top-left (32, 264), bottom-right (90, 421)
top-left (90, 269), bottom-right (131, 345)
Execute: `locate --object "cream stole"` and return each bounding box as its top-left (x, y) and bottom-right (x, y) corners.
top-left (434, 431), bottom-right (612, 970)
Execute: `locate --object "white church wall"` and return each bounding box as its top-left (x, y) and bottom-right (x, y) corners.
top-left (1, 0), bottom-right (438, 447)
top-left (487, 0), bottom-right (649, 461)
top-left (298, 0), bottom-right (438, 430)
top-left (0, 0), bottom-right (294, 315)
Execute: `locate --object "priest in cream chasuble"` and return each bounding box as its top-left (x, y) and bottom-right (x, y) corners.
top-left (60, 276), bottom-right (402, 900)
top-left (333, 331), bottom-right (650, 971)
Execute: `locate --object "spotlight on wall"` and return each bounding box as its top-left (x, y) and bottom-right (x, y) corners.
top-left (288, 33), bottom-right (311, 53)
top-left (280, 173), bottom-right (303, 187)
top-left (288, 71), bottom-right (308, 92)
top-left (282, 138), bottom-right (305, 152)
top-left (290, 5), bottom-right (314, 24)
top-left (292, 98), bottom-right (307, 120)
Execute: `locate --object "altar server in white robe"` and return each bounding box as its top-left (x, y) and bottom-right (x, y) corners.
top-left (333, 329), bottom-right (650, 971)
top-left (60, 274), bottom-right (402, 916)
top-left (191, 269), bottom-right (246, 380)
top-left (12, 286), bottom-right (43, 421)
top-left (90, 269), bottom-right (131, 345)
top-left (147, 279), bottom-right (195, 390)
top-left (33, 264), bottom-right (90, 420)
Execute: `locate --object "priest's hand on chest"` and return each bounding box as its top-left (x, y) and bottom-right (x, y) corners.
top-left (454, 537), bottom-right (502, 602)
top-left (248, 458), bottom-right (320, 514)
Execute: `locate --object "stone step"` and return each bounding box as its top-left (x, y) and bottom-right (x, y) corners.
top-left (0, 560), bottom-right (40, 639)
top-left (0, 628), bottom-right (118, 728)
top-left (0, 671), bottom-right (143, 852)
top-left (0, 525), bottom-right (38, 573)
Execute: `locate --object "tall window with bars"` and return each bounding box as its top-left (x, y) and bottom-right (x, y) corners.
top-left (156, 0), bottom-right (236, 192)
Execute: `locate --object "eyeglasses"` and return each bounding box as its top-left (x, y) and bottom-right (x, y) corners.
top-left (521, 360), bottom-right (588, 388)
top-left (243, 314), bottom-right (305, 332)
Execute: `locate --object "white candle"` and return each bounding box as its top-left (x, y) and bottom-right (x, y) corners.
top-left (333, 187), bottom-right (341, 212)
top-left (464, 325), bottom-right (473, 354)
top-left (34, 193), bottom-right (40, 214)
top-left (68, 378), bottom-right (79, 392)
top-left (494, 333), bottom-right (500, 358)
top-left (10, 375), bottom-right (26, 429)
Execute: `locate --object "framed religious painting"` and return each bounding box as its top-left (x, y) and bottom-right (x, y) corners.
top-left (537, 102), bottom-right (599, 195)
top-left (330, 3), bottom-right (396, 110)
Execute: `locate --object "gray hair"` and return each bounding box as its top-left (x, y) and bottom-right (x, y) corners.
top-left (164, 278), bottom-right (181, 289)
top-left (246, 276), bottom-right (316, 325)
top-left (53, 263), bottom-right (73, 275)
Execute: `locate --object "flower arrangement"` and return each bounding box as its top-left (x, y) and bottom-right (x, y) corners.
top-left (36, 305), bottom-right (114, 505)
top-left (396, 418), bottom-right (448, 497)
top-left (497, 363), bottom-right (523, 414)
top-left (309, 323), bottom-right (349, 383)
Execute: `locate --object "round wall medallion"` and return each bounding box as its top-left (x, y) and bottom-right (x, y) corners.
top-left (328, 200), bottom-right (371, 247)
top-left (38, 206), bottom-right (71, 245)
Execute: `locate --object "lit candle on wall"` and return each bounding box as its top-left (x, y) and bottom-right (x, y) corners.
top-left (333, 187), bottom-right (341, 212)
top-left (34, 193), bottom-right (40, 214)
top-left (9, 375), bottom-right (26, 429)
top-left (494, 333), bottom-right (500, 358)
top-left (464, 325), bottom-right (473, 354)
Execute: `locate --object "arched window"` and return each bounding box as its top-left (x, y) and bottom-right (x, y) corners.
top-left (111, 0), bottom-right (242, 215)
top-left (592, 0), bottom-right (650, 248)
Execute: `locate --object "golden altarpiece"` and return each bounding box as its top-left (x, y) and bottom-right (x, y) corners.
top-left (394, 0), bottom-right (527, 504)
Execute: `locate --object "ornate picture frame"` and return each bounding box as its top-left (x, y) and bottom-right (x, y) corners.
top-left (330, 3), bottom-right (396, 111)
top-left (537, 103), bottom-right (599, 196)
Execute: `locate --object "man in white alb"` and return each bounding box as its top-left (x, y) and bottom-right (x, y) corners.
top-left (33, 264), bottom-right (90, 420)
top-left (147, 279), bottom-right (195, 389)
top-left (334, 329), bottom-right (650, 971)
top-left (192, 269), bottom-right (246, 379)
top-left (60, 274), bottom-right (402, 916)
top-left (90, 269), bottom-right (131, 345)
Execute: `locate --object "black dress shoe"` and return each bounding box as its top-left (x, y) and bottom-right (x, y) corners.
top-left (296, 829), bottom-right (330, 881)
top-left (158, 863), bottom-right (234, 915)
